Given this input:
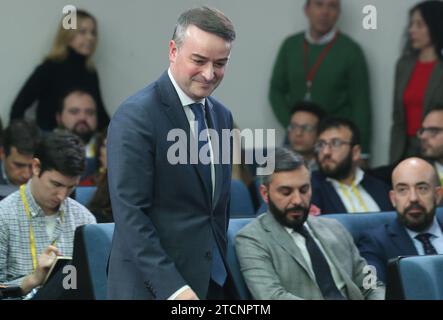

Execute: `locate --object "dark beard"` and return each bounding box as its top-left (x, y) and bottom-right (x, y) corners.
top-left (397, 202), bottom-right (436, 232)
top-left (73, 122), bottom-right (93, 144)
top-left (268, 195), bottom-right (310, 230)
top-left (59, 122), bottom-right (94, 144)
top-left (74, 130), bottom-right (94, 144)
top-left (318, 150), bottom-right (353, 181)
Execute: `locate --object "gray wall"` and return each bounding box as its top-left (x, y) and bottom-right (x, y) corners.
top-left (1, 0), bottom-right (420, 165)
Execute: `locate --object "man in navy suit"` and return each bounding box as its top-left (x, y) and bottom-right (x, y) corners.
top-left (311, 117), bottom-right (392, 214)
top-left (358, 158), bottom-right (443, 283)
top-left (106, 7), bottom-right (236, 300)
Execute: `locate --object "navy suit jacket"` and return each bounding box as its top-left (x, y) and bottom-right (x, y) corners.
top-left (106, 71), bottom-right (233, 299)
top-left (358, 216), bottom-right (443, 283)
top-left (311, 171), bottom-right (393, 214)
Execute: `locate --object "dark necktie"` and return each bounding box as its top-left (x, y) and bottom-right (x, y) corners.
top-left (297, 226), bottom-right (346, 300)
top-left (415, 233), bottom-right (438, 255)
top-left (189, 103), bottom-right (212, 196)
top-left (189, 103), bottom-right (226, 287)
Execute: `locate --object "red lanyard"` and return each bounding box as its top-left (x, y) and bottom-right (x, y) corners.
top-left (303, 32), bottom-right (339, 100)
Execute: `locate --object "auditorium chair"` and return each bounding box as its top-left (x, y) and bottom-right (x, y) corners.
top-left (75, 186), bottom-right (97, 206)
top-left (386, 255), bottom-right (443, 300)
top-left (70, 223), bottom-right (114, 299)
top-left (230, 179), bottom-right (255, 217)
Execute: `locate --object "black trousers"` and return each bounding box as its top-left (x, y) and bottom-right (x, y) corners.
top-left (206, 280), bottom-right (225, 300)
top-left (206, 277), bottom-right (239, 300)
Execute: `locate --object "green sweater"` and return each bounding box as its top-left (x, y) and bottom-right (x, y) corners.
top-left (269, 32), bottom-right (372, 153)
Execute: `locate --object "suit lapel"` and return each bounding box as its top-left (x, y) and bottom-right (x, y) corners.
top-left (157, 72), bottom-right (190, 137)
top-left (308, 219), bottom-right (355, 288)
top-left (262, 213), bottom-right (316, 281)
top-left (323, 180), bottom-right (347, 213)
top-left (157, 71), bottom-right (212, 206)
top-left (307, 218), bottom-right (367, 299)
top-left (388, 219), bottom-right (418, 255)
top-left (360, 175), bottom-right (389, 211)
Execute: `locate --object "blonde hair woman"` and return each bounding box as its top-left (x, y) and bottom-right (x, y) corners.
top-left (10, 9), bottom-right (109, 131)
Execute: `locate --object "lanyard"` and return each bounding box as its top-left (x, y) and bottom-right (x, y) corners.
top-left (20, 184), bottom-right (63, 271)
top-left (88, 140), bottom-right (96, 158)
top-left (338, 182), bottom-right (369, 213)
top-left (303, 32), bottom-right (339, 101)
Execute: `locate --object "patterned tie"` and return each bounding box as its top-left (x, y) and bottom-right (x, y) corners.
top-left (189, 103), bottom-right (226, 287)
top-left (415, 233), bottom-right (438, 255)
top-left (189, 103), bottom-right (212, 196)
top-left (297, 226), bottom-right (346, 300)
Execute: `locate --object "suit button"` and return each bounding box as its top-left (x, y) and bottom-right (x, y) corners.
top-left (205, 251), bottom-right (212, 261)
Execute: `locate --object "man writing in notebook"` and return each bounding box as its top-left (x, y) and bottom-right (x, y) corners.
top-left (0, 131), bottom-right (96, 298)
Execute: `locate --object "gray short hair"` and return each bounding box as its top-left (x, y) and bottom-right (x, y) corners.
top-left (172, 6), bottom-right (236, 49)
top-left (261, 148), bottom-right (308, 186)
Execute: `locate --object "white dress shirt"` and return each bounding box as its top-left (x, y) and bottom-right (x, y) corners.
top-left (305, 28), bottom-right (337, 45)
top-left (327, 168), bottom-right (381, 213)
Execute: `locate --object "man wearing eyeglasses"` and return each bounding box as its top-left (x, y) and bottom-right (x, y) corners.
top-left (311, 117), bottom-right (392, 214)
top-left (286, 101), bottom-right (325, 171)
top-left (358, 158), bottom-right (443, 283)
top-left (418, 107), bottom-right (443, 188)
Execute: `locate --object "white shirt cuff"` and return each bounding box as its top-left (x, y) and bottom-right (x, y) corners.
top-left (167, 285), bottom-right (191, 300)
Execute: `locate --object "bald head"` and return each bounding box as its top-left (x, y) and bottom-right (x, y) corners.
top-left (390, 157), bottom-right (441, 232)
top-left (392, 157), bottom-right (439, 188)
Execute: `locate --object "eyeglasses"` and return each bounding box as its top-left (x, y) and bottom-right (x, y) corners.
top-left (314, 139), bottom-right (352, 152)
top-left (287, 123), bottom-right (316, 134)
top-left (417, 127), bottom-right (443, 138)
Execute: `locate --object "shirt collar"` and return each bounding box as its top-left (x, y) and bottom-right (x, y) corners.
top-left (26, 180), bottom-right (65, 218)
top-left (284, 222), bottom-right (311, 236)
top-left (405, 216), bottom-right (443, 240)
top-left (305, 28), bottom-right (337, 45)
top-left (168, 68), bottom-right (206, 108)
top-left (326, 167), bottom-right (365, 186)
